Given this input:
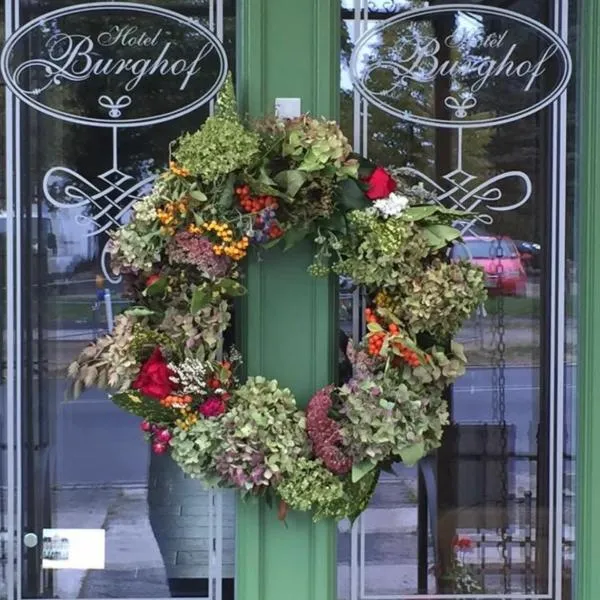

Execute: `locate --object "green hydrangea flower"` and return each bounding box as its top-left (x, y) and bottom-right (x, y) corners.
top-left (173, 74), bottom-right (260, 182)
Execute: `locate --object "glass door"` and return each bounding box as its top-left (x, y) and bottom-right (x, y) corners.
top-left (337, 1), bottom-right (578, 598)
top-left (2, 1), bottom-right (236, 598)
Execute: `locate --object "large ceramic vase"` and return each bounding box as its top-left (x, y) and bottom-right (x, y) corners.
top-left (147, 451), bottom-right (235, 598)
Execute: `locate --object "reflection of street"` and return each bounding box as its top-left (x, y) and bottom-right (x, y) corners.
top-left (51, 365), bottom-right (575, 485)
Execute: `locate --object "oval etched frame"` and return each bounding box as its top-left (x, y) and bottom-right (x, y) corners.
top-left (349, 3), bottom-right (573, 129)
top-left (0, 1), bottom-right (229, 128)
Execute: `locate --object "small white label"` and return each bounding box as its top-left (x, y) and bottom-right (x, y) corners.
top-left (42, 529), bottom-right (105, 570)
top-left (275, 97), bottom-right (301, 119)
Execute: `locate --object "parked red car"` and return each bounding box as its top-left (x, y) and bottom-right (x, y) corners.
top-left (452, 236), bottom-right (528, 296)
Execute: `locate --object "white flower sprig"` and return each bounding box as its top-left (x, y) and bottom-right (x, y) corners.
top-left (169, 357), bottom-right (208, 395)
top-left (373, 192), bottom-right (410, 218)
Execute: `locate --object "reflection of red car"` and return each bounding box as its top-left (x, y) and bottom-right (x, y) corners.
top-left (452, 236), bottom-right (527, 296)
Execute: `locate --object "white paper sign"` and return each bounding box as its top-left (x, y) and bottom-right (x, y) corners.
top-left (42, 529), bottom-right (105, 570)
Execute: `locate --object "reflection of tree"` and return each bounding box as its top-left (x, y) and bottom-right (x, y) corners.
top-left (341, 6), bottom-right (493, 181)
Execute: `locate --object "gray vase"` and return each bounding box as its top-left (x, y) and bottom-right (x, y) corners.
top-left (147, 451), bottom-right (235, 582)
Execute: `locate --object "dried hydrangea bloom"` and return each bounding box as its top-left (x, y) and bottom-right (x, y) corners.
top-left (167, 231), bottom-right (231, 278)
top-left (306, 386), bottom-right (351, 476)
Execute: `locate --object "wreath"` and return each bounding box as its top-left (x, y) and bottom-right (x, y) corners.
top-left (68, 75), bottom-right (486, 522)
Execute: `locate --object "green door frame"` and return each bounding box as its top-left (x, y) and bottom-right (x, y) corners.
top-left (235, 0), bottom-right (599, 598)
top-left (576, 1), bottom-right (600, 598)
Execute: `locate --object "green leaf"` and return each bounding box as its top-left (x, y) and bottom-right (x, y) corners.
top-left (403, 205), bottom-right (439, 221)
top-left (338, 178), bottom-right (370, 211)
top-left (125, 306), bottom-right (156, 317)
top-left (257, 167), bottom-right (277, 187)
top-left (189, 189), bottom-right (207, 202)
top-left (220, 278), bottom-right (247, 297)
top-left (143, 277), bottom-right (168, 297)
top-left (352, 460), bottom-right (377, 483)
top-left (327, 212), bottom-right (348, 235)
top-left (399, 442), bottom-right (426, 467)
top-left (218, 173), bottom-right (236, 210)
top-left (283, 226), bottom-right (309, 250)
top-left (422, 224), bottom-right (462, 250)
top-left (273, 170), bottom-right (307, 198)
top-left (191, 287), bottom-right (210, 313)
top-left (263, 237), bottom-right (282, 249)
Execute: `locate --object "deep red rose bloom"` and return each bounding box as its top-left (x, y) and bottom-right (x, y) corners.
top-left (145, 274), bottom-right (161, 287)
top-left (132, 347), bottom-right (175, 400)
top-left (199, 396), bottom-right (226, 418)
top-left (364, 166), bottom-right (397, 200)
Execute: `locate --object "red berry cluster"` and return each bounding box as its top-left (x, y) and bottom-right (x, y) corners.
top-left (141, 420), bottom-right (172, 454)
top-left (235, 185), bottom-right (284, 241)
top-left (235, 185), bottom-right (278, 213)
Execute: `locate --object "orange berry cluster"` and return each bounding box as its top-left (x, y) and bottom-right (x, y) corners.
top-left (365, 308), bottom-right (423, 367)
top-left (368, 331), bottom-right (386, 356)
top-left (365, 309), bottom-right (385, 356)
top-left (169, 161), bottom-right (190, 177)
top-left (157, 199), bottom-right (189, 236)
top-left (393, 342), bottom-right (422, 368)
top-left (205, 221), bottom-right (249, 261)
top-left (160, 394), bottom-right (193, 409)
top-left (235, 185), bottom-right (279, 213)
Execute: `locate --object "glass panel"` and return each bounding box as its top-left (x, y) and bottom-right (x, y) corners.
top-left (338, 0), bottom-right (578, 598)
top-left (3, 1), bottom-right (237, 597)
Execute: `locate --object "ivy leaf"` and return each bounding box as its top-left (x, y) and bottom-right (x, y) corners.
top-left (191, 287), bottom-right (210, 313)
top-left (220, 278), bottom-right (247, 297)
top-left (218, 173), bottom-right (236, 210)
top-left (338, 178), bottom-right (370, 211)
top-left (352, 459), bottom-right (377, 483)
top-left (399, 442), bottom-right (426, 467)
top-left (273, 170), bottom-right (307, 198)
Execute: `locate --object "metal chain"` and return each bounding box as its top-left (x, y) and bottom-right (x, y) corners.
top-left (491, 235), bottom-right (510, 592)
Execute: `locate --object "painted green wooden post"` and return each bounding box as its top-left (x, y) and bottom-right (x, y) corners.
top-left (235, 1), bottom-right (340, 599)
top-left (576, 1), bottom-right (600, 598)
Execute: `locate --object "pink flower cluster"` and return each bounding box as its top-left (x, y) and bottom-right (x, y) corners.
top-left (167, 231), bottom-right (231, 278)
top-left (306, 386), bottom-right (352, 475)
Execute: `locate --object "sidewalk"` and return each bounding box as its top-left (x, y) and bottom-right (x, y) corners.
top-left (48, 471), bottom-right (574, 598)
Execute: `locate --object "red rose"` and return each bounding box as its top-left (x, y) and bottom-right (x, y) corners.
top-left (199, 396), bottom-right (226, 418)
top-left (146, 274), bottom-right (161, 287)
top-left (132, 347), bottom-right (175, 400)
top-left (364, 166), bottom-right (397, 200)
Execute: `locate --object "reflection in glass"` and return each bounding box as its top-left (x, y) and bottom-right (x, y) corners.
top-left (338, 0), bottom-right (578, 598)
top-left (7, 1), bottom-right (237, 598)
